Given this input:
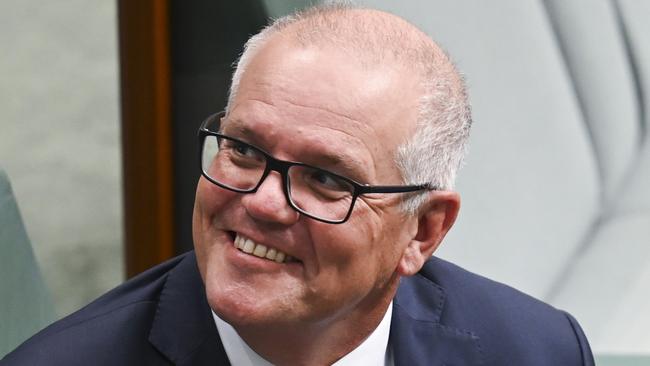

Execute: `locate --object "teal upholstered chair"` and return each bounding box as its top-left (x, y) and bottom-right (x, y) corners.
top-left (0, 168), bottom-right (56, 357)
top-left (596, 355), bottom-right (650, 366)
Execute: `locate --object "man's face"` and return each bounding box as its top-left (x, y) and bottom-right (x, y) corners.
top-left (193, 34), bottom-right (422, 330)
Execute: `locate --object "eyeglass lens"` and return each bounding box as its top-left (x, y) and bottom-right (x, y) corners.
top-left (201, 135), bottom-right (355, 221)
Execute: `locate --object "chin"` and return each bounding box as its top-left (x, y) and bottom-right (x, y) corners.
top-left (205, 274), bottom-right (282, 326)
top-left (208, 290), bottom-right (287, 329)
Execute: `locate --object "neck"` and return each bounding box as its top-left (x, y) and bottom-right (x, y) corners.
top-left (234, 277), bottom-right (399, 366)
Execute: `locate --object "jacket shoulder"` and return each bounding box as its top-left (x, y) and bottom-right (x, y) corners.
top-left (403, 256), bottom-right (594, 365)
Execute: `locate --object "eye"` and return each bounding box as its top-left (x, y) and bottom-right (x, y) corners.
top-left (307, 169), bottom-right (350, 192)
top-left (215, 138), bottom-right (266, 171)
top-left (220, 139), bottom-right (264, 161)
top-left (233, 142), bottom-right (258, 158)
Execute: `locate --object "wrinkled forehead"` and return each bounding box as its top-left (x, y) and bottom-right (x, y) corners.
top-left (226, 38), bottom-right (421, 184)
top-left (236, 33), bottom-right (421, 134)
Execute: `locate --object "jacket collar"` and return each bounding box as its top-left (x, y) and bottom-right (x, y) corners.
top-left (148, 252), bottom-right (230, 365)
top-left (390, 261), bottom-right (483, 366)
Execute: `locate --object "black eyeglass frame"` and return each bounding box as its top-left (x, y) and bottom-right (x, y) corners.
top-left (197, 112), bottom-right (437, 224)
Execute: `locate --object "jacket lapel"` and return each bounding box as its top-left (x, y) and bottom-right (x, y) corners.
top-left (148, 252), bottom-right (231, 365)
top-left (391, 271), bottom-right (483, 366)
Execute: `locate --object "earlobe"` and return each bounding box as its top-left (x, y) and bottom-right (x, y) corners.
top-left (396, 241), bottom-right (427, 276)
top-left (396, 191), bottom-right (460, 276)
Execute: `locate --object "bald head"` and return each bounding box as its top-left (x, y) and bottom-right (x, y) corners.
top-left (227, 4), bottom-right (471, 213)
top-left (229, 5), bottom-right (461, 107)
top-left (278, 7), bottom-right (447, 70)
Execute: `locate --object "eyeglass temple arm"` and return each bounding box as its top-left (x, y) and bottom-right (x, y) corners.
top-left (359, 184), bottom-right (437, 194)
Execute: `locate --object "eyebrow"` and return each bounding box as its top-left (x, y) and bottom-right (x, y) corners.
top-left (220, 120), bottom-right (254, 137)
top-left (311, 150), bottom-right (370, 183)
top-left (221, 119), bottom-right (372, 183)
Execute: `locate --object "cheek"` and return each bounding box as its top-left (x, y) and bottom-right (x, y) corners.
top-left (333, 209), bottom-right (406, 279)
top-left (192, 179), bottom-right (239, 269)
top-left (310, 216), bottom-right (387, 286)
top-left (194, 178), bottom-right (239, 224)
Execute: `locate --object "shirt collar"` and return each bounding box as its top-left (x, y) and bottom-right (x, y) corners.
top-left (212, 301), bottom-right (393, 366)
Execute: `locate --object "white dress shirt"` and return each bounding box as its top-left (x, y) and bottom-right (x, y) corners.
top-left (213, 302), bottom-right (394, 366)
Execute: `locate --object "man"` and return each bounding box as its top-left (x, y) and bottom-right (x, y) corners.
top-left (2, 4), bottom-right (594, 366)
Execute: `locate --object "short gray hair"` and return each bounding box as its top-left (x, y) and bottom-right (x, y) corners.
top-left (226, 3), bottom-right (472, 214)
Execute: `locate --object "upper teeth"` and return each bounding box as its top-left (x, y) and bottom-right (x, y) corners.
top-left (234, 234), bottom-right (293, 263)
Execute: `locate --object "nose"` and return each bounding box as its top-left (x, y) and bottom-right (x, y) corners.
top-left (241, 171), bottom-right (300, 225)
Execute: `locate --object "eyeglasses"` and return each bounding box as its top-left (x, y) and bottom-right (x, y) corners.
top-left (198, 112), bottom-right (436, 224)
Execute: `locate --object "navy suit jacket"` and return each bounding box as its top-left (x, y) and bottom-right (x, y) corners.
top-left (2, 251), bottom-right (594, 365)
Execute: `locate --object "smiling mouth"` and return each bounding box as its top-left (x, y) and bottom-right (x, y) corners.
top-left (231, 232), bottom-right (299, 264)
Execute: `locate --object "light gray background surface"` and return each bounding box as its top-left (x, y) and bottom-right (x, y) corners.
top-left (0, 0), bottom-right (123, 317)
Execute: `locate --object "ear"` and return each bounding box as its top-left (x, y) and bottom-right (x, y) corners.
top-left (396, 191), bottom-right (460, 276)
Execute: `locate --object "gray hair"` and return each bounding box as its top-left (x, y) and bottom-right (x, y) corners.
top-left (226, 4), bottom-right (472, 215)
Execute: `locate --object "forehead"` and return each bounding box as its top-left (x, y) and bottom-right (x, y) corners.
top-left (226, 34), bottom-right (421, 181)
top-left (222, 113), bottom-right (371, 180)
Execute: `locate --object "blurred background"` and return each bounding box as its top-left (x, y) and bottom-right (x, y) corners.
top-left (1, 0), bottom-right (648, 363)
top-left (0, 1), bottom-right (122, 319)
